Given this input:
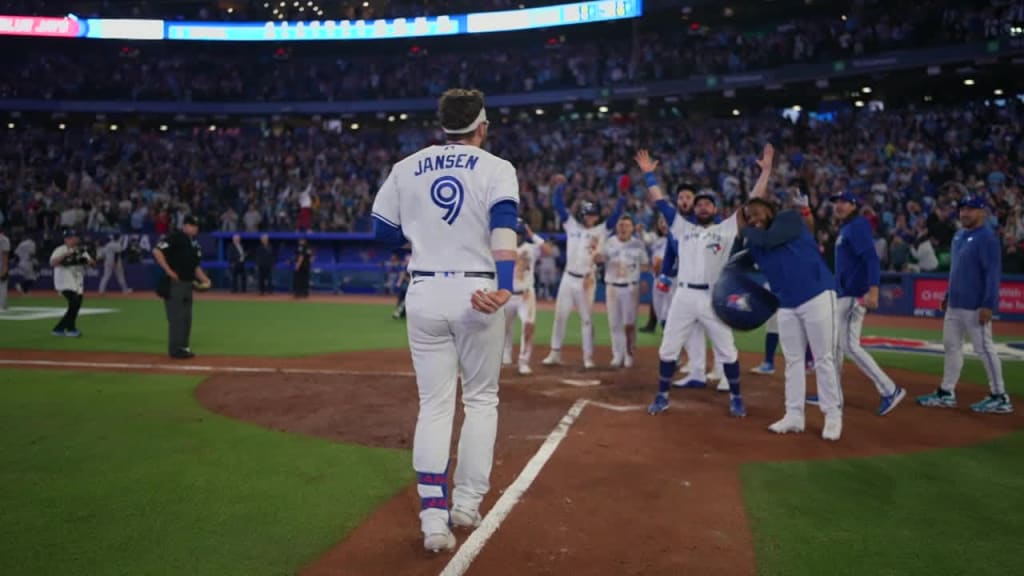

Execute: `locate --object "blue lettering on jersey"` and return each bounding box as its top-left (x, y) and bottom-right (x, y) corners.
top-left (414, 153), bottom-right (480, 176)
top-left (431, 176), bottom-right (465, 225)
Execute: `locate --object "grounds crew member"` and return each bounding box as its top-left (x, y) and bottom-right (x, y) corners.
top-left (153, 215), bottom-right (212, 359)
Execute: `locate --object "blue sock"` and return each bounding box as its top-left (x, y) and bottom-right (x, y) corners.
top-left (658, 360), bottom-right (676, 394)
top-left (724, 361), bottom-right (741, 397)
top-left (806, 346), bottom-right (814, 364)
top-left (765, 333), bottom-right (779, 365)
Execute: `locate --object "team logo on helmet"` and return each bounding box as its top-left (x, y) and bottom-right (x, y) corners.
top-left (726, 292), bottom-right (752, 312)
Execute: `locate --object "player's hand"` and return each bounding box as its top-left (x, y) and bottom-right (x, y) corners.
top-left (166, 270), bottom-right (180, 281)
top-left (634, 149), bottom-right (659, 174)
top-left (791, 190), bottom-right (810, 208)
top-left (979, 308), bottom-right (993, 325)
top-left (193, 280), bottom-right (212, 291)
top-left (471, 289), bottom-right (511, 314)
top-left (593, 253), bottom-right (605, 264)
top-left (862, 291), bottom-right (879, 310)
top-left (655, 274), bottom-right (671, 292)
top-left (550, 173), bottom-right (568, 187)
top-left (756, 143), bottom-right (775, 172)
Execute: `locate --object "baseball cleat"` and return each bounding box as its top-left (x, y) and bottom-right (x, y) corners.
top-left (822, 413), bottom-right (843, 441)
top-left (541, 352), bottom-right (561, 366)
top-left (671, 378), bottom-right (707, 389)
top-left (583, 358), bottom-right (596, 370)
top-left (806, 394), bottom-right (819, 406)
top-left (517, 363), bottom-right (532, 376)
top-left (451, 508), bottom-right (482, 529)
top-left (51, 330), bottom-right (67, 337)
top-left (707, 371), bottom-right (723, 383)
top-left (729, 396), bottom-right (746, 418)
top-left (916, 389), bottom-right (957, 408)
top-left (678, 362), bottom-right (691, 374)
top-left (502, 354), bottom-right (513, 366)
top-left (768, 415), bottom-right (805, 434)
top-left (750, 362), bottom-right (775, 375)
top-left (624, 355), bottom-right (634, 368)
top-left (64, 330), bottom-right (81, 338)
top-left (877, 387), bottom-right (907, 416)
top-left (970, 394), bottom-right (1015, 414)
top-left (647, 393), bottom-right (670, 415)
top-left (716, 380), bottom-right (730, 392)
top-left (423, 530), bottom-right (457, 553)
top-left (609, 357), bottom-right (623, 369)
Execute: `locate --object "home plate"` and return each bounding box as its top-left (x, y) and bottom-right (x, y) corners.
top-left (560, 378), bottom-right (602, 387)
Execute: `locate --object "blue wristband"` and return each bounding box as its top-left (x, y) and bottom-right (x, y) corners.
top-left (644, 172), bottom-right (658, 188)
top-left (496, 260), bottom-right (515, 292)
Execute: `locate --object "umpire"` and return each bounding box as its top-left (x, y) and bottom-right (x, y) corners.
top-left (153, 215), bottom-right (212, 359)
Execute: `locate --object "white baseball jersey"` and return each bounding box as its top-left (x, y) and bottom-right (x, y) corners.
top-left (514, 234), bottom-right (543, 293)
top-left (602, 236), bottom-right (649, 284)
top-left (670, 214), bottom-right (738, 286)
top-left (562, 217), bottom-right (605, 276)
top-left (50, 245), bottom-right (88, 294)
top-left (371, 143), bottom-right (518, 272)
top-left (650, 235), bottom-right (669, 264)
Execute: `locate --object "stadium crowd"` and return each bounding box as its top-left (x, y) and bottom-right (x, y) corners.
top-left (1, 98), bottom-right (1022, 274)
top-left (1, 0), bottom-right (1021, 102)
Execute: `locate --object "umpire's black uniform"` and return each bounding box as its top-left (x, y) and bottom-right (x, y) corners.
top-left (293, 240), bottom-right (311, 298)
top-left (154, 217), bottom-right (206, 359)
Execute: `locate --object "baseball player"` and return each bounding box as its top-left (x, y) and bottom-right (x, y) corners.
top-left (740, 169), bottom-right (844, 441)
top-left (595, 214), bottom-right (649, 368)
top-left (830, 191), bottom-right (906, 415)
top-left (370, 88), bottom-right (520, 553)
top-left (640, 214), bottom-right (669, 333)
top-left (98, 235), bottom-right (132, 294)
top-left (635, 147), bottom-right (773, 419)
top-left (541, 178), bottom-right (624, 369)
top-left (0, 225), bottom-right (9, 310)
top-left (50, 229), bottom-right (95, 337)
top-left (918, 195), bottom-right (1013, 414)
top-left (13, 236), bottom-right (38, 293)
top-left (502, 219), bottom-right (546, 375)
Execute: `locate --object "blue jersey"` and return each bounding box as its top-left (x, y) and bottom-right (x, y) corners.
top-left (948, 225), bottom-right (1001, 311)
top-left (834, 215), bottom-right (880, 299)
top-left (743, 210), bottom-right (835, 308)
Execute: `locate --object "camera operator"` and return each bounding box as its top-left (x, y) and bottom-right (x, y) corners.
top-left (49, 228), bottom-right (94, 337)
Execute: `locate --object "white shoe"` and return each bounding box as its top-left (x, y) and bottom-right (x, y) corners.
top-left (518, 363), bottom-right (532, 376)
top-left (822, 413), bottom-right (843, 441)
top-left (768, 415), bottom-right (805, 434)
top-left (451, 508), bottom-right (482, 529)
top-left (707, 371), bottom-right (723, 383)
top-left (716, 380), bottom-right (730, 392)
top-left (541, 352), bottom-right (561, 366)
top-left (424, 530), bottom-right (456, 553)
top-left (678, 362), bottom-right (691, 374)
top-left (502, 353), bottom-right (513, 365)
top-left (124, 288), bottom-right (133, 294)
top-left (624, 355), bottom-right (634, 368)
top-left (610, 357), bottom-right (623, 368)
top-left (583, 358), bottom-right (596, 370)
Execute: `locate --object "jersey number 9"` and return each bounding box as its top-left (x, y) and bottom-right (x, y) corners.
top-left (431, 176), bottom-right (465, 225)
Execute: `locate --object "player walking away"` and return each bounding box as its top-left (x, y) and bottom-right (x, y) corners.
top-left (254, 234), bottom-right (275, 295)
top-left (740, 174), bottom-right (844, 441)
top-left (918, 195), bottom-right (1014, 414)
top-left (503, 219), bottom-right (547, 375)
top-left (370, 88), bottom-right (519, 553)
top-left (229, 234), bottom-right (247, 293)
top-left (595, 214), bottom-right (649, 368)
top-left (98, 235), bottom-right (132, 294)
top-left (13, 236), bottom-right (37, 294)
top-left (829, 191), bottom-right (906, 416)
top-left (0, 225), bottom-right (9, 310)
top-left (293, 237), bottom-right (311, 298)
top-left (640, 214), bottom-right (669, 333)
top-left (542, 177), bottom-right (624, 369)
top-left (49, 228), bottom-right (94, 337)
top-left (636, 148), bottom-right (769, 419)
top-left (153, 215), bottom-right (212, 359)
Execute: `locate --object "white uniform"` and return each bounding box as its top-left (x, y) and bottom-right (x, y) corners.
top-left (546, 216), bottom-right (607, 365)
top-left (99, 239), bottom-right (130, 294)
top-left (649, 235), bottom-right (673, 320)
top-left (660, 213), bottom-right (740, 372)
top-left (371, 143), bottom-right (519, 540)
top-left (14, 239), bottom-right (37, 287)
top-left (503, 233), bottom-right (543, 371)
top-left (602, 234), bottom-right (648, 366)
top-left (0, 233), bottom-right (9, 309)
top-left (51, 245), bottom-right (90, 294)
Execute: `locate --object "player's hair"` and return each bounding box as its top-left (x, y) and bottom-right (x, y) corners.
top-left (618, 213), bottom-right (634, 223)
top-left (746, 197), bottom-right (778, 214)
top-left (676, 183), bottom-right (697, 195)
top-left (438, 89), bottom-right (485, 139)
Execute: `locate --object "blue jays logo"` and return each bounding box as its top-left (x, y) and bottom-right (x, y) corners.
top-left (707, 242), bottom-right (723, 254)
top-left (726, 292), bottom-right (751, 311)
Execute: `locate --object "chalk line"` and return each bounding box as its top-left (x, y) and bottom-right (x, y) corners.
top-left (0, 358), bottom-right (415, 378)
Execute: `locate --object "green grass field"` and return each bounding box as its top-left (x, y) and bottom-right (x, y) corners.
top-left (1, 295), bottom-right (1022, 575)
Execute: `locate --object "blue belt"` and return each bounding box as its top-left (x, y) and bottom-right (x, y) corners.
top-left (610, 282), bottom-right (637, 288)
top-left (682, 283), bottom-right (709, 290)
top-left (411, 271), bottom-right (495, 279)
top-left (567, 271), bottom-right (586, 279)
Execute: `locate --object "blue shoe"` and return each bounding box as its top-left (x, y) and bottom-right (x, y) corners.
top-left (749, 362), bottom-right (775, 375)
top-left (916, 389), bottom-right (957, 408)
top-left (877, 387), bottom-right (907, 416)
top-left (970, 394), bottom-right (1014, 414)
top-left (648, 393), bottom-right (670, 415)
top-left (729, 396), bottom-right (746, 418)
top-left (672, 379), bottom-right (707, 389)
top-left (806, 394), bottom-right (819, 406)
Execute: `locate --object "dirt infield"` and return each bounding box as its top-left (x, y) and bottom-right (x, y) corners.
top-left (5, 342), bottom-right (1023, 576)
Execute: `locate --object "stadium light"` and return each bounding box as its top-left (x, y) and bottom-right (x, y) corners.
top-left (535, 108), bottom-right (544, 115)
top-left (854, 100), bottom-right (865, 107)
top-left (964, 78), bottom-right (975, 86)
top-left (350, 123), bottom-right (360, 130)
top-left (388, 115), bottom-right (395, 122)
top-left (598, 105), bottom-right (608, 113)
top-left (208, 124), bottom-right (216, 131)
top-left (6, 122), bottom-right (13, 129)
top-left (227, 7), bottom-right (234, 13)
top-left (159, 124), bottom-right (168, 131)
top-left (58, 123), bottom-right (66, 130)
top-left (994, 89), bottom-right (1004, 96)
top-left (732, 109), bottom-right (740, 116)
top-left (861, 86), bottom-right (872, 94)
top-left (399, 113), bottom-right (408, 120)
top-left (362, 1), bottom-right (369, 6)
top-left (110, 124), bottom-right (118, 131)
top-left (792, 105), bottom-right (802, 111)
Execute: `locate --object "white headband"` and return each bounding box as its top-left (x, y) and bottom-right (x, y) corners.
top-left (443, 107), bottom-right (488, 135)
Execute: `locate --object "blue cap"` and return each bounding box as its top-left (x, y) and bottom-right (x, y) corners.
top-left (959, 195), bottom-right (987, 209)
top-left (516, 217), bottom-right (526, 234)
top-left (830, 190), bottom-right (859, 204)
top-left (580, 202), bottom-right (600, 216)
top-left (62, 228), bottom-right (80, 238)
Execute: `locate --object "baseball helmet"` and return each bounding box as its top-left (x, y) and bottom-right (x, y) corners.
top-left (579, 201), bottom-right (600, 217)
top-left (694, 189), bottom-right (718, 206)
top-left (712, 251), bottom-right (779, 331)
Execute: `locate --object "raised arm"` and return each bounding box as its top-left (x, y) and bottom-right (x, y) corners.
top-left (604, 195), bottom-right (627, 231)
top-left (634, 149), bottom-right (676, 226)
top-left (550, 174), bottom-right (569, 224)
top-left (742, 210), bottom-right (806, 249)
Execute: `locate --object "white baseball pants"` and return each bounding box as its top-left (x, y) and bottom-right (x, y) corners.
top-left (607, 283), bottom-right (639, 361)
top-left (659, 286), bottom-right (738, 365)
top-left (503, 289), bottom-right (537, 364)
top-left (550, 272), bottom-right (596, 361)
top-left (778, 290), bottom-right (841, 418)
top-left (834, 296), bottom-right (896, 396)
top-left (940, 307), bottom-right (1006, 396)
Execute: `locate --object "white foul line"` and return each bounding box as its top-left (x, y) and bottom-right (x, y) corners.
top-left (439, 398), bottom-right (588, 576)
top-left (0, 358), bottom-right (416, 378)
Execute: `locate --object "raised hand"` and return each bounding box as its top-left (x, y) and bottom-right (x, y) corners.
top-left (756, 143), bottom-right (775, 172)
top-left (634, 149), bottom-right (659, 174)
top-left (550, 173), bottom-right (568, 187)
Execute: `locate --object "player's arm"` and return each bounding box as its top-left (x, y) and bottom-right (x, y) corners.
top-left (742, 210), bottom-right (805, 248)
top-left (371, 169), bottom-right (406, 246)
top-left (978, 234), bottom-right (1001, 324)
top-left (749, 143), bottom-right (775, 200)
top-left (634, 149), bottom-right (676, 227)
top-left (194, 265), bottom-right (211, 287)
top-left (855, 221), bottom-right (882, 309)
top-left (551, 175), bottom-right (570, 225)
top-left (604, 195), bottom-right (627, 231)
top-left (473, 162), bottom-right (520, 314)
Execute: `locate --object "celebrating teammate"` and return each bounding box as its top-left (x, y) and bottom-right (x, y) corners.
top-left (641, 214), bottom-right (670, 333)
top-left (503, 219), bottom-right (547, 375)
top-left (830, 191), bottom-right (906, 416)
top-left (917, 195), bottom-right (1014, 414)
top-left (370, 88), bottom-right (520, 553)
top-left (541, 176), bottom-right (624, 369)
top-left (739, 169), bottom-right (844, 441)
top-left (635, 148), bottom-right (770, 419)
top-left (595, 214), bottom-right (649, 368)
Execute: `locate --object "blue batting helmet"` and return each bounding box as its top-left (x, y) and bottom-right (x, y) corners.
top-left (580, 201), bottom-right (600, 217)
top-left (712, 251), bottom-right (779, 331)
